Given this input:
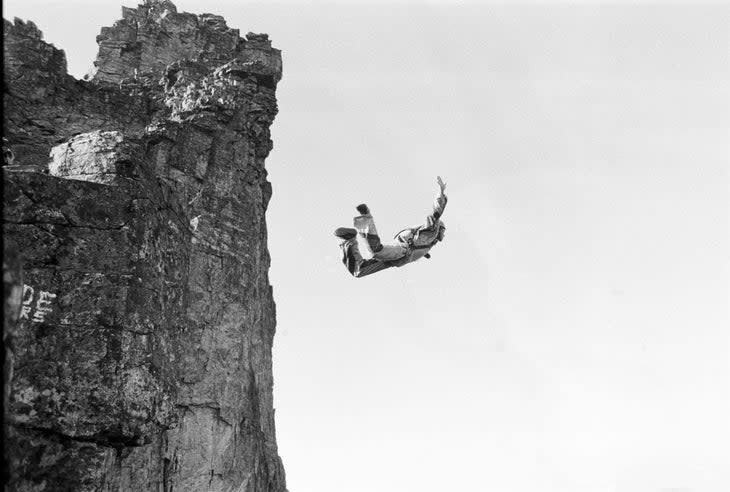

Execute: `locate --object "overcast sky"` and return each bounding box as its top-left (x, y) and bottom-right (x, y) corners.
top-left (3, 1), bottom-right (729, 492)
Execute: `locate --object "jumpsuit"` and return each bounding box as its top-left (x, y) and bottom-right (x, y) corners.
top-left (339, 191), bottom-right (447, 278)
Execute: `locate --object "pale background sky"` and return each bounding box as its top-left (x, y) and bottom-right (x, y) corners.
top-left (3, 1), bottom-right (729, 492)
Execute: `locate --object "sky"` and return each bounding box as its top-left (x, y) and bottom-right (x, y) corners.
top-left (3, 1), bottom-right (729, 492)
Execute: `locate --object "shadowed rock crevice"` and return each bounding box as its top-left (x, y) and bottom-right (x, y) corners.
top-left (3, 1), bottom-right (286, 490)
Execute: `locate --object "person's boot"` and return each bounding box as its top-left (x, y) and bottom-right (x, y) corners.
top-left (334, 227), bottom-right (357, 241)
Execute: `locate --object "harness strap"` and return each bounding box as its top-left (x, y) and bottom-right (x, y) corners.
top-left (395, 227), bottom-right (438, 258)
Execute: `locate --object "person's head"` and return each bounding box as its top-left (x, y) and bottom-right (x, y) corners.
top-left (436, 220), bottom-right (446, 241)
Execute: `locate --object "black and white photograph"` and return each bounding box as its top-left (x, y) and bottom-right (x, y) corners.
top-left (3, 0), bottom-right (728, 491)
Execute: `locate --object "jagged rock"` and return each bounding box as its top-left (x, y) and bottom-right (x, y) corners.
top-left (3, 1), bottom-right (286, 490)
top-left (3, 138), bottom-right (16, 166)
top-left (49, 131), bottom-right (140, 185)
top-left (91, 0), bottom-right (281, 88)
top-left (3, 241), bottom-right (23, 433)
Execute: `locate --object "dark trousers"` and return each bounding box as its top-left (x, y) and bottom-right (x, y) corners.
top-left (340, 238), bottom-right (392, 278)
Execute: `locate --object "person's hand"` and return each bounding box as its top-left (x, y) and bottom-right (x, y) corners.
top-left (437, 176), bottom-right (447, 194)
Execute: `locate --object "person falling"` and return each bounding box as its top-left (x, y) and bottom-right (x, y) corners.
top-left (334, 176), bottom-right (448, 278)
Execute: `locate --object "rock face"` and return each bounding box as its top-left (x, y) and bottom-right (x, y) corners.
top-left (2, 1), bottom-right (286, 490)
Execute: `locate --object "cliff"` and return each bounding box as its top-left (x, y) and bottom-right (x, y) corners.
top-left (2, 1), bottom-right (286, 490)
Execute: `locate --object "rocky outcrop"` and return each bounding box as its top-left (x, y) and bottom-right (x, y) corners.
top-left (2, 1), bottom-right (285, 490)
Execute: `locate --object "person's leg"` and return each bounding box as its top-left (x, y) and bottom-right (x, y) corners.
top-left (373, 243), bottom-right (409, 262)
top-left (338, 236), bottom-right (390, 278)
top-left (355, 258), bottom-right (391, 277)
top-left (353, 205), bottom-right (384, 256)
top-left (362, 232), bottom-right (383, 255)
top-left (339, 237), bottom-right (361, 276)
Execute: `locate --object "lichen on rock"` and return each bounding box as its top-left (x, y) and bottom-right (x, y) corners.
top-left (3, 1), bottom-right (286, 490)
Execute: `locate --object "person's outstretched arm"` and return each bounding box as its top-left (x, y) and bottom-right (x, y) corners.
top-left (424, 176), bottom-right (448, 229)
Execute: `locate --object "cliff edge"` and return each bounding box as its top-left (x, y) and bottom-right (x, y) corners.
top-left (2, 1), bottom-right (286, 490)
